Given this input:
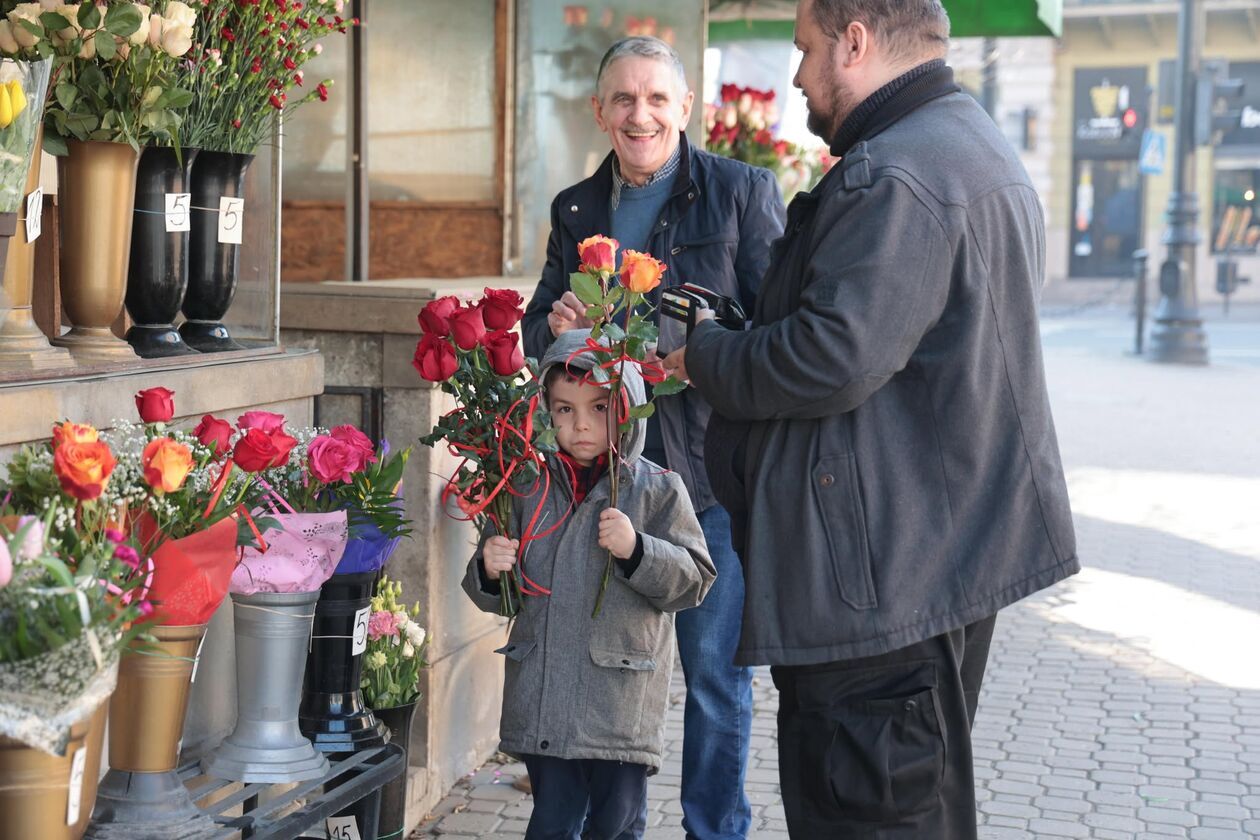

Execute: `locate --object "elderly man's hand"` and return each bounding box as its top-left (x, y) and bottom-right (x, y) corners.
top-left (548, 291), bottom-right (595, 337)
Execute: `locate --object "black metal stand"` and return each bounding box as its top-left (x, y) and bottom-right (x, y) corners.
top-left (180, 744), bottom-right (404, 839)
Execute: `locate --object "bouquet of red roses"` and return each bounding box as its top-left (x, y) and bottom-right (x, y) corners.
top-left (413, 288), bottom-right (557, 617)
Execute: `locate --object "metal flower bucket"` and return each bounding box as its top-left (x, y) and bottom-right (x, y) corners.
top-left (201, 592), bottom-right (329, 783)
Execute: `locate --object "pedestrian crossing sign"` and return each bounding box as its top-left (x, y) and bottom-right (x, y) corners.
top-left (1139, 130), bottom-right (1166, 176)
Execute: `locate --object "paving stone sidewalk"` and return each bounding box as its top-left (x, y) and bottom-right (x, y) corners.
top-left (412, 316), bottom-right (1260, 839)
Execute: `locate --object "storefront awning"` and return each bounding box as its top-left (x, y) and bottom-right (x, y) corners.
top-left (709, 0), bottom-right (1063, 41)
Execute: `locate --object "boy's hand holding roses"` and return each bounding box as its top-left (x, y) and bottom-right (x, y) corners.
top-left (483, 536), bottom-right (519, 580)
top-left (598, 508), bottom-right (637, 560)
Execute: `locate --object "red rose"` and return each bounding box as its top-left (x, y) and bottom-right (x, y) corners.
top-left (480, 288), bottom-right (525, 331)
top-left (135, 387), bottom-right (175, 423)
top-left (754, 129), bottom-right (772, 145)
top-left (412, 333), bottom-right (458, 382)
top-left (417, 295), bottom-right (461, 337)
top-left (307, 435), bottom-right (358, 484)
top-left (329, 425), bottom-right (377, 472)
top-left (577, 235), bottom-right (618, 275)
top-left (232, 428), bottom-right (298, 473)
top-left (448, 305), bottom-right (487, 351)
top-left (237, 410), bottom-right (286, 433)
top-left (483, 329), bottom-right (525, 376)
top-left (193, 414), bottom-right (233, 457)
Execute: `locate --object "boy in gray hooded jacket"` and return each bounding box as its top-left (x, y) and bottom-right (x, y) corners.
top-left (462, 330), bottom-right (715, 840)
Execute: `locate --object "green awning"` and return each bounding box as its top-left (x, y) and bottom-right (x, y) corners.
top-left (708, 0), bottom-right (1062, 41)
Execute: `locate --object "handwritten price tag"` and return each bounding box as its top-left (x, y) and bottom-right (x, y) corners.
top-left (326, 815), bottom-right (362, 840)
top-left (189, 633), bottom-right (208, 684)
top-left (165, 192), bottom-right (191, 232)
top-left (25, 188), bottom-right (42, 243)
top-left (66, 746), bottom-right (87, 826)
top-left (217, 196), bottom-right (244, 244)
top-left (352, 606), bottom-right (370, 656)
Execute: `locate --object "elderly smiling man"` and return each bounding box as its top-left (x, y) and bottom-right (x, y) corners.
top-left (520, 36), bottom-right (785, 840)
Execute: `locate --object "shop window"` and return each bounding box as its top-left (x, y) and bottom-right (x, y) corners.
top-left (1211, 166), bottom-right (1260, 255)
top-left (1070, 159), bottom-right (1143, 279)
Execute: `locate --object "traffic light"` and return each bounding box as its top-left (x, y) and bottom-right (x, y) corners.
top-left (1195, 59), bottom-right (1245, 146)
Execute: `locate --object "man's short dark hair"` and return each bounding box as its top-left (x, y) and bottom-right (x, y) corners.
top-left (809, 0), bottom-right (951, 60)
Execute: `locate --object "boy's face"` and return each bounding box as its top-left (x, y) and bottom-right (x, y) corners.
top-left (549, 375), bottom-right (611, 467)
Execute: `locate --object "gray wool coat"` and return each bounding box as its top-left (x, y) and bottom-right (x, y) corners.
top-left (461, 330), bottom-right (716, 770)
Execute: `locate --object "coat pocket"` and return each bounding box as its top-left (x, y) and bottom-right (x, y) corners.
top-left (579, 646), bottom-right (657, 748)
top-left (812, 454), bottom-right (877, 609)
top-left (811, 684), bottom-right (946, 823)
top-left (495, 640), bottom-right (538, 737)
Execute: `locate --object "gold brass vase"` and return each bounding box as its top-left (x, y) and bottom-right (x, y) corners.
top-left (0, 701), bottom-right (108, 840)
top-left (0, 126), bottom-right (72, 371)
top-left (51, 140), bottom-right (139, 362)
top-left (107, 624), bottom-right (206, 772)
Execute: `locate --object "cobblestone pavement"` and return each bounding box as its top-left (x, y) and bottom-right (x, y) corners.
top-left (411, 313), bottom-right (1260, 839)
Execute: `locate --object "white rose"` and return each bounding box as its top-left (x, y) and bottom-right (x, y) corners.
top-left (7, 3), bottom-right (45, 48)
top-left (163, 0), bottom-right (196, 30)
top-left (159, 19), bottom-right (191, 57)
top-left (39, 0), bottom-right (59, 9)
top-left (77, 31), bottom-right (94, 58)
top-left (401, 642), bottom-right (415, 659)
top-left (0, 21), bottom-right (21, 53)
top-left (146, 12), bottom-right (160, 47)
top-left (720, 104), bottom-right (737, 129)
top-left (51, 4), bottom-right (81, 45)
top-left (113, 36), bottom-right (128, 59)
top-left (128, 4), bottom-right (149, 45)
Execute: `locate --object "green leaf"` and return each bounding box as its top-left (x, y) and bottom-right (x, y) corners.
top-left (651, 376), bottom-right (688, 397)
top-left (103, 2), bottom-right (142, 37)
top-left (158, 87), bottom-right (194, 110)
top-left (63, 112), bottom-right (98, 139)
top-left (584, 305), bottom-right (603, 321)
top-left (627, 402), bottom-right (655, 420)
top-left (603, 322), bottom-right (626, 343)
top-left (39, 12), bottom-right (70, 33)
top-left (77, 1), bottom-right (101, 30)
top-left (140, 85), bottom-right (162, 109)
top-left (93, 29), bottom-right (116, 60)
top-left (16, 17), bottom-right (43, 38)
top-left (41, 128), bottom-right (68, 156)
top-left (55, 82), bottom-right (77, 111)
top-left (570, 272), bottom-right (603, 307)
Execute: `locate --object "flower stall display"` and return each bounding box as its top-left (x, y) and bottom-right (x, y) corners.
top-left (566, 236), bottom-right (686, 615)
top-left (704, 83), bottom-right (832, 199)
top-left (360, 573), bottom-right (427, 839)
top-left (415, 287), bottom-right (558, 618)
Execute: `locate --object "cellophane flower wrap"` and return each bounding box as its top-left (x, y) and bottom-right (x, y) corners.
top-left (204, 410), bottom-right (409, 594)
top-left (0, 56), bottom-right (50, 214)
top-left (360, 574), bottom-right (427, 710)
top-left (568, 236), bottom-right (686, 616)
top-left (1, 441), bottom-right (150, 755)
top-left (414, 287), bottom-right (558, 618)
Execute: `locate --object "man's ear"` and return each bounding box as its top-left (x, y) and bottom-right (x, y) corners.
top-left (679, 89), bottom-right (695, 129)
top-left (841, 20), bottom-right (872, 68)
top-left (591, 94), bottom-right (609, 133)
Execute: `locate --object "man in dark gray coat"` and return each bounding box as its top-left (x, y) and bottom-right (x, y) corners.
top-left (664, 1), bottom-right (1078, 837)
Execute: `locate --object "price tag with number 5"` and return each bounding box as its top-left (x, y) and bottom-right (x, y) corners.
top-left (218, 196), bottom-right (244, 244)
top-left (352, 606), bottom-right (370, 656)
top-left (165, 193), bottom-right (191, 232)
top-left (327, 815), bottom-right (361, 840)
top-left (25, 188), bottom-right (42, 243)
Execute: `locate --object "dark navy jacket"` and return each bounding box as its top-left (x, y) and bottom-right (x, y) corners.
top-left (522, 133), bottom-right (786, 511)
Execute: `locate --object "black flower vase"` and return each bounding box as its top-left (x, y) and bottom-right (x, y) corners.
top-left (373, 701), bottom-right (417, 840)
top-left (124, 146), bottom-right (199, 357)
top-left (180, 150), bottom-right (254, 352)
top-left (301, 570), bottom-right (389, 840)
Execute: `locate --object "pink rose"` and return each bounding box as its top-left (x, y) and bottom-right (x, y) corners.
top-left (307, 435), bottom-right (358, 484)
top-left (237, 410), bottom-right (286, 433)
top-left (330, 425), bottom-right (377, 472)
top-left (367, 610), bottom-right (399, 641)
top-left (0, 540), bottom-right (11, 589)
top-left (10, 516), bottom-right (44, 562)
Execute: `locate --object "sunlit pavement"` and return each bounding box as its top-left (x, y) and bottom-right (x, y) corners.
top-left (414, 310), bottom-right (1260, 839)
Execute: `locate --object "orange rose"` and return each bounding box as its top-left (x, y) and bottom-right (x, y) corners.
top-left (142, 437), bottom-right (194, 494)
top-left (52, 421), bottom-right (99, 449)
top-left (578, 234), bottom-right (619, 275)
top-left (53, 441), bottom-right (117, 501)
top-left (620, 250), bottom-right (667, 294)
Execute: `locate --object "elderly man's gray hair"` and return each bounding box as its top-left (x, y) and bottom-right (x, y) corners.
top-left (595, 36), bottom-right (689, 98)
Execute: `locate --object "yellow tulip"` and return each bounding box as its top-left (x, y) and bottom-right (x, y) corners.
top-left (7, 81), bottom-right (25, 121)
top-left (0, 87), bottom-right (12, 130)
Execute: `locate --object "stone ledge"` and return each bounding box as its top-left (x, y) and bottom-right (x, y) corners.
top-left (0, 348), bottom-right (323, 446)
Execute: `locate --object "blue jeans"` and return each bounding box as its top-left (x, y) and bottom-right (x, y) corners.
top-left (674, 504), bottom-right (754, 839)
top-left (525, 754), bottom-right (647, 840)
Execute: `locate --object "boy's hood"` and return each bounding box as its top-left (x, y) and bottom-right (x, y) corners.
top-left (538, 330), bottom-right (646, 464)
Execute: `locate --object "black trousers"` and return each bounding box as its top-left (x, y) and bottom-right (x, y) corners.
top-left (771, 614), bottom-right (998, 840)
top-left (521, 753), bottom-right (649, 840)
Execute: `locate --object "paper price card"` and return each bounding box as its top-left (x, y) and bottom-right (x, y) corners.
top-left (165, 193), bottom-right (191, 232)
top-left (327, 815), bottom-right (362, 840)
top-left (218, 196), bottom-right (244, 244)
top-left (66, 746), bottom-right (87, 825)
top-left (352, 606), bottom-right (370, 656)
top-left (25, 188), bottom-right (42, 242)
